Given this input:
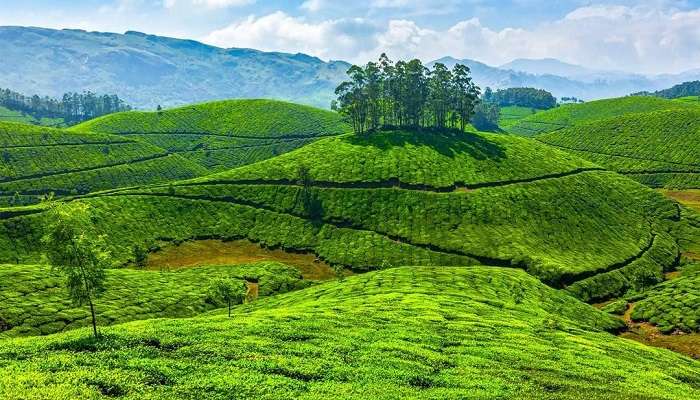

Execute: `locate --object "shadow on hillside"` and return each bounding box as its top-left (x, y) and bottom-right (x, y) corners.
top-left (345, 129), bottom-right (506, 161)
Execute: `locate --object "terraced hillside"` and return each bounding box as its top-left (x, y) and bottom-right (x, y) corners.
top-left (536, 109), bottom-right (700, 189)
top-left (0, 121), bottom-right (206, 206)
top-left (508, 96), bottom-right (697, 136)
top-left (1, 267), bottom-right (698, 399)
top-left (73, 99), bottom-right (352, 173)
top-left (0, 130), bottom-right (681, 301)
top-left (0, 262), bottom-right (307, 338)
top-left (497, 106), bottom-right (540, 129)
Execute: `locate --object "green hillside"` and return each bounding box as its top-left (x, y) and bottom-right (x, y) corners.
top-left (537, 109), bottom-right (700, 189)
top-left (497, 105), bottom-right (540, 129)
top-left (0, 262), bottom-right (307, 338)
top-left (0, 130), bottom-right (682, 302)
top-left (0, 121), bottom-right (206, 206)
top-left (1, 267), bottom-right (698, 399)
top-left (0, 106), bottom-right (64, 127)
top-left (72, 99), bottom-right (352, 172)
top-left (508, 96), bottom-right (697, 136)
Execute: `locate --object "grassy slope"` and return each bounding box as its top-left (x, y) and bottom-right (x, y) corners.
top-left (1, 267), bottom-right (698, 399)
top-left (72, 99), bottom-right (352, 172)
top-left (0, 130), bottom-right (681, 301)
top-left (498, 105), bottom-right (540, 129)
top-left (508, 96), bottom-right (698, 136)
top-left (0, 121), bottom-right (206, 205)
top-left (0, 262), bottom-right (308, 338)
top-left (0, 106), bottom-right (64, 127)
top-left (537, 109), bottom-right (700, 189)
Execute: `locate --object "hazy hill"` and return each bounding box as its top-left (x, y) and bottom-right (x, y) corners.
top-left (0, 26), bottom-right (350, 109)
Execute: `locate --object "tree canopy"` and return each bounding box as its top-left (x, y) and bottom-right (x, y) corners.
top-left (0, 87), bottom-right (131, 125)
top-left (333, 54), bottom-right (481, 134)
top-left (483, 87), bottom-right (557, 110)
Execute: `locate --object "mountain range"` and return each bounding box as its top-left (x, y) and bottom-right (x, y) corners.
top-left (1, 26), bottom-right (698, 109)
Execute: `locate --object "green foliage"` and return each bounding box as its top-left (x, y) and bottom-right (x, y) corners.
top-left (0, 262), bottom-right (307, 338)
top-left (538, 109), bottom-right (700, 188)
top-left (210, 277), bottom-right (246, 317)
top-left (73, 99), bottom-right (351, 138)
top-left (41, 200), bottom-right (111, 337)
top-left (633, 80), bottom-right (700, 99)
top-left (484, 87), bottom-right (557, 109)
top-left (508, 96), bottom-right (698, 136)
top-left (1, 267), bottom-right (698, 399)
top-left (498, 106), bottom-right (540, 129)
top-left (629, 266), bottom-right (700, 333)
top-left (334, 55), bottom-right (479, 133)
top-left (0, 121), bottom-right (206, 204)
top-left (471, 101), bottom-right (500, 131)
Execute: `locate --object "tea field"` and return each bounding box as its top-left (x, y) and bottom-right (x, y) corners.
top-left (0, 267), bottom-right (698, 399)
top-left (0, 262), bottom-right (308, 338)
top-left (507, 96), bottom-right (697, 136)
top-left (537, 109), bottom-right (700, 189)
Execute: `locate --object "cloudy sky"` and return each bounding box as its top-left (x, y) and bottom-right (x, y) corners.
top-left (2, 0), bottom-right (700, 74)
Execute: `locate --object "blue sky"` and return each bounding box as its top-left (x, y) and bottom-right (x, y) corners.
top-left (2, 0), bottom-right (700, 74)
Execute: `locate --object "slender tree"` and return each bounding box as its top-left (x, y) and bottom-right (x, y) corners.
top-left (210, 278), bottom-right (245, 317)
top-left (41, 199), bottom-right (110, 338)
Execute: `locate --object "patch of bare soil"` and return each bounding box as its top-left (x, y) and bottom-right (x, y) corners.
top-left (620, 303), bottom-right (700, 359)
top-left (146, 239), bottom-right (339, 281)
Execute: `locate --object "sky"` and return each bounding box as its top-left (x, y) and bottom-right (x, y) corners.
top-left (1, 0), bottom-right (700, 75)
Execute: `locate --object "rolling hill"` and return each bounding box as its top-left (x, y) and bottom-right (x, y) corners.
top-left (507, 96), bottom-right (698, 136)
top-left (0, 266), bottom-right (698, 399)
top-left (0, 129), bottom-right (682, 302)
top-left (537, 109), bottom-right (700, 189)
top-left (72, 99), bottom-right (352, 173)
top-left (0, 262), bottom-right (307, 338)
top-left (0, 121), bottom-right (206, 206)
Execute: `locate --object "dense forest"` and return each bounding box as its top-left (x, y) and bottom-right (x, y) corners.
top-left (483, 87), bottom-right (558, 109)
top-left (0, 88), bottom-right (131, 124)
top-left (632, 80), bottom-right (700, 99)
top-left (332, 54), bottom-right (481, 134)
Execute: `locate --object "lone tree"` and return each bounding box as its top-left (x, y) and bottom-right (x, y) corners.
top-left (41, 199), bottom-right (111, 338)
top-left (211, 278), bottom-right (246, 318)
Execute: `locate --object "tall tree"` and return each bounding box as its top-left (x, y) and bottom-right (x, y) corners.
top-left (452, 64), bottom-right (480, 132)
top-left (41, 199), bottom-right (110, 338)
top-left (210, 278), bottom-right (245, 317)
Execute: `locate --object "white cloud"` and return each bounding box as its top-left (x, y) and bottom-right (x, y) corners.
top-left (164, 0), bottom-right (255, 9)
top-left (300, 0), bottom-right (325, 12)
top-left (203, 4), bottom-right (700, 75)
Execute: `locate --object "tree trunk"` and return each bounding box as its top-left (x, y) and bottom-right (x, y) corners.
top-left (228, 300), bottom-right (231, 318)
top-left (88, 297), bottom-right (98, 338)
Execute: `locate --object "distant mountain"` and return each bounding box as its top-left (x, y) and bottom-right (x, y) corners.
top-left (2, 26), bottom-right (700, 110)
top-left (0, 26), bottom-right (350, 109)
top-left (432, 56), bottom-right (700, 101)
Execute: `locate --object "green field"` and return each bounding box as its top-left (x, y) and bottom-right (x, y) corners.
top-left (1, 267), bottom-right (698, 399)
top-left (507, 96), bottom-right (698, 136)
top-left (0, 121), bottom-right (207, 205)
top-left (72, 99), bottom-right (352, 172)
top-left (0, 106), bottom-right (64, 127)
top-left (537, 109), bottom-right (700, 189)
top-left (0, 129), bottom-right (682, 303)
top-left (498, 106), bottom-right (540, 129)
top-left (0, 262), bottom-right (308, 338)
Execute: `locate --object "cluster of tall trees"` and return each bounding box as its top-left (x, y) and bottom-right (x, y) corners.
top-left (483, 87), bottom-right (557, 109)
top-left (0, 88), bottom-right (131, 124)
top-left (632, 81), bottom-right (700, 99)
top-left (332, 54), bottom-right (481, 134)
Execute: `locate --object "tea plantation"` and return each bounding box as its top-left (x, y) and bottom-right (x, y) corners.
top-left (0, 121), bottom-right (206, 205)
top-left (0, 262), bottom-right (308, 338)
top-left (508, 96), bottom-right (698, 136)
top-left (537, 109), bottom-right (700, 189)
top-left (0, 130), bottom-right (683, 302)
top-left (72, 99), bottom-right (352, 172)
top-left (0, 267), bottom-right (698, 399)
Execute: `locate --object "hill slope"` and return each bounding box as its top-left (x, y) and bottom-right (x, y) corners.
top-left (1, 130), bottom-right (681, 301)
top-left (508, 96), bottom-right (698, 136)
top-left (0, 267), bottom-right (698, 399)
top-left (0, 121), bottom-right (206, 205)
top-left (537, 109), bottom-right (700, 189)
top-left (0, 262), bottom-right (307, 338)
top-left (72, 99), bottom-right (352, 173)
